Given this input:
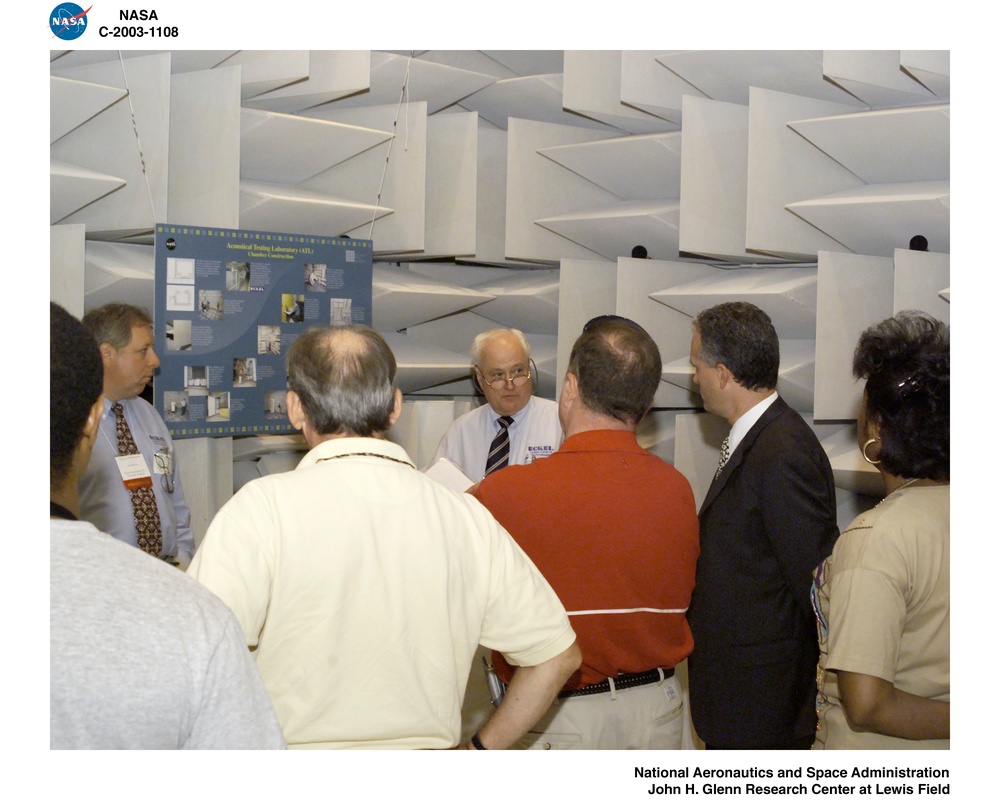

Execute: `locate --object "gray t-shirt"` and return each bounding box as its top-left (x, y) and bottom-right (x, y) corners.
top-left (50, 519), bottom-right (285, 749)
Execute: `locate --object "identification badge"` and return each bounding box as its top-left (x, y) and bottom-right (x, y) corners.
top-left (526, 445), bottom-right (555, 464)
top-left (115, 454), bottom-right (154, 490)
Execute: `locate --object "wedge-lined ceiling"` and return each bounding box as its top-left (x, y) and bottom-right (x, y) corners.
top-left (50, 49), bottom-right (949, 508)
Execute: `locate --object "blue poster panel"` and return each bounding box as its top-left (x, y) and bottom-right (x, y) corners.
top-left (152, 224), bottom-right (373, 440)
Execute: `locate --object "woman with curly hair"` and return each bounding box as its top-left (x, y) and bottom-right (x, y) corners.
top-left (812, 311), bottom-right (949, 749)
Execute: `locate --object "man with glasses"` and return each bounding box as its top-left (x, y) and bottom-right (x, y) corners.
top-left (79, 303), bottom-right (194, 567)
top-left (470, 317), bottom-right (700, 749)
top-left (433, 328), bottom-right (562, 482)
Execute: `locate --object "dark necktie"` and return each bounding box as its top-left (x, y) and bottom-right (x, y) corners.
top-left (485, 416), bottom-right (514, 477)
top-left (112, 403), bottom-right (163, 557)
top-left (714, 435), bottom-right (731, 480)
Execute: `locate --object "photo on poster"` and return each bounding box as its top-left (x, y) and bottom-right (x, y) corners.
top-left (264, 391), bottom-right (287, 419)
top-left (330, 297), bottom-right (353, 326)
top-left (163, 391), bottom-right (190, 422)
top-left (258, 325), bottom-right (280, 355)
top-left (305, 263), bottom-right (327, 292)
top-left (166, 285), bottom-right (195, 312)
top-left (207, 392), bottom-right (230, 422)
top-left (227, 261), bottom-right (251, 291)
top-left (166, 257), bottom-right (195, 284)
top-left (282, 293), bottom-right (304, 323)
top-left (233, 357), bottom-right (257, 388)
top-left (199, 290), bottom-right (224, 321)
top-left (183, 365), bottom-right (209, 396)
top-left (165, 319), bottom-right (192, 351)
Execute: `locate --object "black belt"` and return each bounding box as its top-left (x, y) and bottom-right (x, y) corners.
top-left (558, 667), bottom-right (674, 699)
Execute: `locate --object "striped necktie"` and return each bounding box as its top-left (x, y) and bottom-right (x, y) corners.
top-left (485, 416), bottom-right (514, 477)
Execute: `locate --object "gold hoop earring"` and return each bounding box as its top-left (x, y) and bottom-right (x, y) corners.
top-left (862, 437), bottom-right (881, 465)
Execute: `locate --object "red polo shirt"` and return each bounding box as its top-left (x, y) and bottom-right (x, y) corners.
top-left (472, 429), bottom-right (700, 689)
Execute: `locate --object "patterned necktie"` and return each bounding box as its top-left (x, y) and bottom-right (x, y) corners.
top-left (715, 435), bottom-right (731, 480)
top-left (485, 416), bottom-right (514, 477)
top-left (112, 403), bottom-right (163, 557)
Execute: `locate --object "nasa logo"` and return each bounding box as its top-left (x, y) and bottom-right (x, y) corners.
top-left (49, 3), bottom-right (91, 40)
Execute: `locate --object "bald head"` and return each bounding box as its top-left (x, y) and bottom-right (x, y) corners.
top-left (567, 316), bottom-right (661, 426)
top-left (286, 325), bottom-right (398, 437)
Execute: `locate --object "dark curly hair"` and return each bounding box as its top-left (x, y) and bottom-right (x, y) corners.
top-left (853, 311), bottom-right (949, 481)
top-left (51, 303), bottom-right (104, 490)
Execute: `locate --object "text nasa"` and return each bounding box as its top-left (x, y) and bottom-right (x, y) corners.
top-left (97, 10), bottom-right (179, 38)
top-left (50, 9), bottom-right (160, 27)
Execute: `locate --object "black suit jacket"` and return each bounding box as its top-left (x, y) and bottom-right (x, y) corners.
top-left (687, 396), bottom-right (839, 748)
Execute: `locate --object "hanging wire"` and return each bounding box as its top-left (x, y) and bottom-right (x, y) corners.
top-left (116, 51), bottom-right (157, 227)
top-left (366, 52), bottom-right (413, 241)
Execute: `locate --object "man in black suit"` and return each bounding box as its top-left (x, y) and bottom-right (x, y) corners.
top-left (686, 302), bottom-right (838, 749)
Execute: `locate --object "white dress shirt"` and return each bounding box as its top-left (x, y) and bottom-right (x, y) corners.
top-left (433, 395), bottom-right (563, 482)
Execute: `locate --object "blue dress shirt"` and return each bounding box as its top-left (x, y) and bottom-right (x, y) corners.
top-left (79, 396), bottom-right (194, 564)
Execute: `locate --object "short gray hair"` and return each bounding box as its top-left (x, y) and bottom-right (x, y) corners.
top-left (287, 325), bottom-right (397, 437)
top-left (470, 328), bottom-right (531, 365)
top-left (82, 303), bottom-right (153, 350)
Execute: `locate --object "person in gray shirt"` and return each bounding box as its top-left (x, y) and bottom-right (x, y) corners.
top-left (49, 302), bottom-right (285, 749)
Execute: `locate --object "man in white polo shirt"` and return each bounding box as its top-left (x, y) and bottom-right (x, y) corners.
top-left (188, 324), bottom-right (580, 749)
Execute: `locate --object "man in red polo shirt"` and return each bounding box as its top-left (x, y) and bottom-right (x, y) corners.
top-left (471, 315), bottom-right (700, 749)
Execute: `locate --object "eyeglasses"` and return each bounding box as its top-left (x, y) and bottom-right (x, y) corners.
top-left (154, 448), bottom-right (175, 494)
top-left (476, 365), bottom-right (531, 390)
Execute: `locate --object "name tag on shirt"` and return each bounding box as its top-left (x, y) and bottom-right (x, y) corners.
top-left (526, 445), bottom-right (555, 463)
top-left (114, 454), bottom-right (154, 490)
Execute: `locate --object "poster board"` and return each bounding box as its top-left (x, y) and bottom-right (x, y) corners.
top-left (153, 223), bottom-right (373, 439)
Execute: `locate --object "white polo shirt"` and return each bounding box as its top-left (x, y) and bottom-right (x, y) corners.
top-left (188, 436), bottom-right (576, 749)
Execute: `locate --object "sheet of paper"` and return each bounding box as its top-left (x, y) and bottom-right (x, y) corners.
top-left (423, 457), bottom-right (474, 493)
